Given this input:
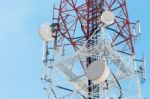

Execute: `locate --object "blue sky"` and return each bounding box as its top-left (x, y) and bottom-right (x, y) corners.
top-left (0, 0), bottom-right (149, 99)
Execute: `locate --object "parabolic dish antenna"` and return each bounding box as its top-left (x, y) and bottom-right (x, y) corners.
top-left (38, 22), bottom-right (54, 42)
top-left (86, 60), bottom-right (110, 84)
top-left (101, 10), bottom-right (115, 25)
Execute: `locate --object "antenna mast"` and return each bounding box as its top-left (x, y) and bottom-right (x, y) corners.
top-left (38, 0), bottom-right (146, 98)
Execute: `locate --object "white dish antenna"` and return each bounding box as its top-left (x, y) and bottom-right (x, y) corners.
top-left (101, 10), bottom-right (115, 25)
top-left (38, 22), bottom-right (54, 42)
top-left (86, 60), bottom-right (109, 84)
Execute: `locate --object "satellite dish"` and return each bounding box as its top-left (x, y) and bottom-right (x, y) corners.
top-left (38, 22), bottom-right (54, 42)
top-left (101, 11), bottom-right (115, 25)
top-left (86, 60), bottom-right (109, 84)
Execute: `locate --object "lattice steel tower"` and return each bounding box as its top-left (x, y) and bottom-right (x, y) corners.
top-left (38, 0), bottom-right (146, 99)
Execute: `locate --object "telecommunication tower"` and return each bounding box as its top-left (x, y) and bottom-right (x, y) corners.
top-left (38, 0), bottom-right (146, 99)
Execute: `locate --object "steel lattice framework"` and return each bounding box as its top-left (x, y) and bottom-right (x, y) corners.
top-left (39, 0), bottom-right (146, 99)
top-left (53, 0), bottom-right (135, 56)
